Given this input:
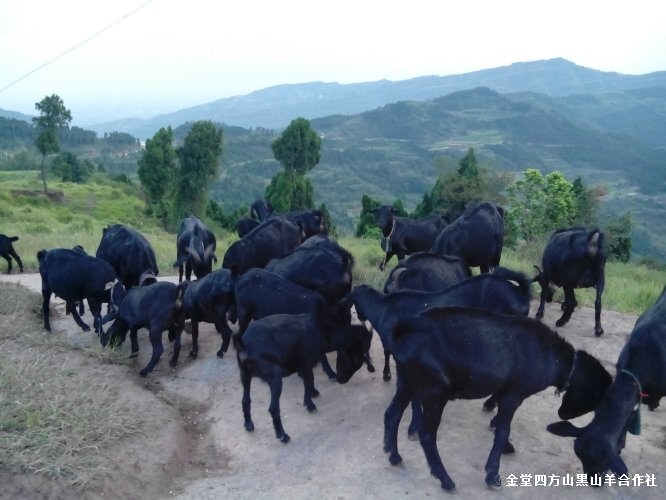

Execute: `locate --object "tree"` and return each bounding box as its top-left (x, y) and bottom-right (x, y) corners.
top-left (138, 127), bottom-right (177, 225)
top-left (51, 151), bottom-right (92, 183)
top-left (266, 117), bottom-right (322, 212)
top-left (33, 94), bottom-right (72, 193)
top-left (572, 176), bottom-right (603, 226)
top-left (271, 117), bottom-right (322, 176)
top-left (505, 169), bottom-right (577, 245)
top-left (606, 211), bottom-right (632, 263)
top-left (413, 148), bottom-right (499, 221)
top-left (174, 121), bottom-right (223, 221)
top-left (264, 171), bottom-right (314, 213)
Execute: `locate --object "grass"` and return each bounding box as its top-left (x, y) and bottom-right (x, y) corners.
top-left (0, 171), bottom-right (235, 273)
top-left (0, 284), bottom-right (140, 489)
top-left (1, 172), bottom-right (665, 491)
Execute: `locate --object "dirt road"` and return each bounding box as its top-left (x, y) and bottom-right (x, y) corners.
top-left (1, 272), bottom-right (663, 499)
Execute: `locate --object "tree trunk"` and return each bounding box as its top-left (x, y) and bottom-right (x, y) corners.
top-left (40, 153), bottom-right (48, 194)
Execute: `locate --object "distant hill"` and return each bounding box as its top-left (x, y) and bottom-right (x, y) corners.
top-left (87, 58), bottom-right (666, 139)
top-left (3, 58), bottom-right (666, 258)
top-left (0, 108), bottom-right (33, 122)
top-left (208, 87), bottom-right (666, 257)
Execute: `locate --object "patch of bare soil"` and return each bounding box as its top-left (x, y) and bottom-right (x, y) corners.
top-left (1, 273), bottom-right (664, 500)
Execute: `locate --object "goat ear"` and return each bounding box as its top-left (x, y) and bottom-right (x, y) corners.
top-left (546, 421), bottom-right (582, 437)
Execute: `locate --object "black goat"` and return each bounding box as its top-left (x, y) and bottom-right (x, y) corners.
top-left (387, 307), bottom-right (611, 491)
top-left (431, 201), bottom-right (505, 273)
top-left (96, 224), bottom-right (159, 289)
top-left (38, 248), bottom-right (116, 334)
top-left (370, 205), bottom-right (446, 271)
top-left (101, 280), bottom-right (189, 377)
top-left (222, 217), bottom-right (303, 276)
top-left (174, 216), bottom-right (217, 282)
top-left (265, 235), bottom-right (354, 304)
top-left (233, 312), bottom-right (372, 443)
top-left (547, 285), bottom-right (666, 482)
top-left (347, 266), bottom-right (532, 382)
top-left (182, 269), bottom-right (237, 358)
top-left (234, 268), bottom-right (363, 378)
top-left (0, 234), bottom-right (24, 274)
top-left (383, 252), bottom-right (471, 293)
top-left (535, 227), bottom-right (606, 336)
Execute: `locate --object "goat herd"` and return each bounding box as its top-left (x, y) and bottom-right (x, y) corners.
top-left (1, 200), bottom-right (664, 493)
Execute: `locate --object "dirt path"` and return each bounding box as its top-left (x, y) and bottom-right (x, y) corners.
top-left (1, 273), bottom-right (664, 499)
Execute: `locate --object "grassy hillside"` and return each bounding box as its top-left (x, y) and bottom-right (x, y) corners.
top-left (1, 173), bottom-right (664, 317)
top-left (0, 171), bottom-right (236, 273)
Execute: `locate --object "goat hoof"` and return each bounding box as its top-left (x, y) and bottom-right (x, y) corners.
top-left (82, 325), bottom-right (91, 332)
top-left (312, 388), bottom-right (320, 398)
top-left (306, 402), bottom-right (317, 413)
top-left (129, 352), bottom-right (138, 359)
top-left (388, 453), bottom-right (402, 466)
top-left (216, 349), bottom-right (225, 358)
top-left (407, 431), bottom-right (419, 442)
top-left (441, 481), bottom-right (456, 492)
top-left (595, 329), bottom-right (604, 337)
top-left (485, 473), bottom-right (501, 490)
top-left (555, 319), bottom-right (567, 327)
top-left (139, 369), bottom-right (149, 378)
top-left (169, 359), bottom-right (178, 368)
top-left (188, 351), bottom-right (198, 359)
top-left (279, 433), bottom-right (290, 443)
top-left (383, 372), bottom-right (392, 382)
top-left (502, 441), bottom-right (515, 454)
top-left (483, 402), bottom-right (496, 412)
top-left (244, 422), bottom-right (254, 432)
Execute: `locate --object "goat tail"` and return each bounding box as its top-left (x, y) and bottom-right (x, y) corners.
top-left (531, 264), bottom-right (543, 283)
top-left (37, 249), bottom-right (48, 262)
top-left (10, 236), bottom-right (19, 242)
top-left (175, 280), bottom-right (190, 309)
top-left (232, 333), bottom-right (250, 365)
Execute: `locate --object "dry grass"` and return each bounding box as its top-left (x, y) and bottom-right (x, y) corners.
top-left (0, 284), bottom-right (141, 489)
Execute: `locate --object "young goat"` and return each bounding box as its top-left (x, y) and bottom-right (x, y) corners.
top-left (101, 280), bottom-right (189, 377)
top-left (233, 312), bottom-right (371, 443)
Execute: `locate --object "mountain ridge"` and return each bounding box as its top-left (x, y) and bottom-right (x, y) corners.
top-left (82, 58), bottom-right (666, 138)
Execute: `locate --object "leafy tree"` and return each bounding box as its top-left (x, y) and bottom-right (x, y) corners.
top-left (33, 94), bottom-right (72, 193)
top-left (505, 169), bottom-right (577, 245)
top-left (414, 149), bottom-right (499, 221)
top-left (51, 152), bottom-right (92, 183)
top-left (543, 171), bottom-right (577, 230)
top-left (206, 199), bottom-right (249, 231)
top-left (264, 171), bottom-right (315, 213)
top-left (174, 121), bottom-right (223, 221)
top-left (137, 127), bottom-right (177, 226)
top-left (271, 117), bottom-right (322, 176)
top-left (356, 194), bottom-right (382, 238)
top-left (266, 117), bottom-right (321, 211)
top-left (606, 211), bottom-right (632, 263)
top-left (0, 150), bottom-right (39, 171)
top-left (572, 176), bottom-right (603, 226)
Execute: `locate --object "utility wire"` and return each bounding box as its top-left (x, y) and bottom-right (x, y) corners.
top-left (0, 0), bottom-right (158, 94)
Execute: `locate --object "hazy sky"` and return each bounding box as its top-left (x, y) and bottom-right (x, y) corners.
top-left (1, 0), bottom-right (665, 124)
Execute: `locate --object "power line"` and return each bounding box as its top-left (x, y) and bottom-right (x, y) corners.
top-left (0, 0), bottom-right (158, 95)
